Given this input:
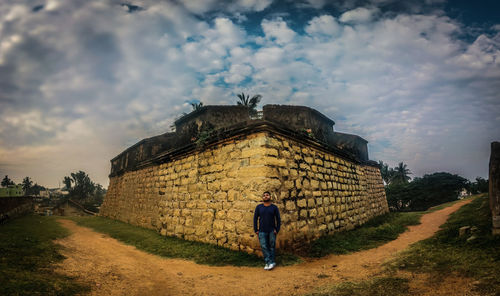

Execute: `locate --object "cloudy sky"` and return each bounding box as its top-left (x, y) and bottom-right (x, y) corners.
top-left (0, 0), bottom-right (499, 188)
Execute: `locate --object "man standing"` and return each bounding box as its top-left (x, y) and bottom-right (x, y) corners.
top-left (253, 191), bottom-right (281, 270)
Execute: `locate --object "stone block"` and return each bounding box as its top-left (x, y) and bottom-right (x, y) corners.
top-left (174, 225), bottom-right (184, 234)
top-left (213, 220), bottom-right (224, 231)
top-left (214, 230), bottom-right (226, 240)
top-left (214, 191), bottom-right (228, 200)
top-left (227, 209), bottom-right (243, 221)
top-left (236, 166), bottom-right (279, 178)
top-left (224, 221), bottom-right (236, 231)
top-left (285, 201), bottom-right (296, 211)
top-left (299, 209), bottom-right (308, 218)
top-left (216, 210), bottom-right (226, 219)
top-left (297, 199), bottom-right (307, 208)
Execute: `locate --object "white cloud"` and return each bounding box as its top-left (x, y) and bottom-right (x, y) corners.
top-left (339, 7), bottom-right (379, 23)
top-left (182, 17), bottom-right (246, 72)
top-left (224, 63), bottom-right (253, 84)
top-left (1, 0), bottom-right (499, 188)
top-left (178, 0), bottom-right (273, 14)
top-left (232, 0), bottom-right (273, 12)
top-left (253, 47), bottom-right (285, 68)
top-left (305, 15), bottom-right (342, 37)
top-left (261, 18), bottom-right (296, 45)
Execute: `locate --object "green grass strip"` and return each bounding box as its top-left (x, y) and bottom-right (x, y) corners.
top-left (0, 215), bottom-right (89, 296)
top-left (303, 197), bottom-right (474, 258)
top-left (304, 211), bottom-right (422, 257)
top-left (425, 195), bottom-right (478, 213)
top-left (69, 216), bottom-right (301, 267)
top-left (391, 195), bottom-right (500, 295)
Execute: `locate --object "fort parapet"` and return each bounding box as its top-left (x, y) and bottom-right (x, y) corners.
top-left (100, 105), bottom-right (388, 253)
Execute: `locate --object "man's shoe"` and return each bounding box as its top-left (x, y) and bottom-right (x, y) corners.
top-left (268, 263), bottom-right (276, 270)
top-left (264, 264), bottom-right (270, 270)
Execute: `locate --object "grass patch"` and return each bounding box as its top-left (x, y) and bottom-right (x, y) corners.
top-left (425, 195), bottom-right (479, 213)
top-left (303, 196), bottom-right (471, 258)
top-left (389, 195), bottom-right (500, 295)
top-left (303, 211), bottom-right (422, 257)
top-left (0, 215), bottom-right (89, 296)
top-left (308, 276), bottom-right (410, 296)
top-left (69, 216), bottom-right (301, 267)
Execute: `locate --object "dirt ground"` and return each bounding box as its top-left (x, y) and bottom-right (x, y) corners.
top-left (54, 199), bottom-right (474, 296)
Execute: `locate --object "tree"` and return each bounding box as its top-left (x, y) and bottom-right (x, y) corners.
top-left (236, 93), bottom-right (262, 116)
top-left (391, 162), bottom-right (411, 184)
top-left (22, 177), bottom-right (33, 195)
top-left (467, 177), bottom-right (489, 194)
top-left (63, 176), bottom-right (73, 191)
top-left (94, 184), bottom-right (106, 204)
top-left (31, 183), bottom-right (46, 196)
top-left (68, 171), bottom-right (95, 200)
top-left (1, 175), bottom-right (15, 187)
top-left (63, 171), bottom-right (105, 212)
top-left (378, 161), bottom-right (394, 185)
top-left (386, 172), bottom-right (467, 211)
top-left (191, 101), bottom-right (203, 111)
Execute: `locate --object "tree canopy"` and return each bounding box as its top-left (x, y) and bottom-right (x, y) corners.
top-left (67, 171), bottom-right (95, 200)
top-left (467, 177), bottom-right (489, 194)
top-left (63, 171), bottom-right (106, 210)
top-left (386, 172), bottom-right (468, 211)
top-left (22, 177), bottom-right (33, 194)
top-left (1, 175), bottom-right (15, 187)
top-left (378, 161), bottom-right (411, 185)
top-left (62, 176), bottom-right (73, 191)
top-left (236, 92), bottom-right (262, 116)
top-left (191, 101), bottom-right (203, 111)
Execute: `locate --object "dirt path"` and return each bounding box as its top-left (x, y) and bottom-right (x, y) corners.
top-left (54, 199), bottom-right (473, 296)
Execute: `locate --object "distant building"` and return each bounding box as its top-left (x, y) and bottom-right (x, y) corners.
top-left (0, 184), bottom-right (24, 197)
top-left (48, 188), bottom-right (69, 197)
top-left (459, 188), bottom-right (469, 198)
top-left (38, 188), bottom-right (69, 199)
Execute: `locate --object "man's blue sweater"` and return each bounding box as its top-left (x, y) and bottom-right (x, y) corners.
top-left (253, 204), bottom-right (281, 233)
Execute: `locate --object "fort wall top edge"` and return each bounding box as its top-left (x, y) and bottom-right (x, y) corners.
top-left (109, 104), bottom-right (374, 177)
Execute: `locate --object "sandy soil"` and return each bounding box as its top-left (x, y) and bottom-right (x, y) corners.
top-left (54, 199), bottom-right (473, 296)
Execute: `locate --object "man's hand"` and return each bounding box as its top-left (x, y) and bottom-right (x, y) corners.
top-left (273, 230), bottom-right (277, 234)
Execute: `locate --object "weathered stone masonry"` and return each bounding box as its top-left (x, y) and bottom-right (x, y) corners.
top-left (101, 105), bottom-right (388, 253)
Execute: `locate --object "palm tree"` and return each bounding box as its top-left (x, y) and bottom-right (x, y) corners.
top-left (63, 176), bottom-right (73, 190)
top-left (391, 162), bottom-right (412, 184)
top-left (378, 161), bottom-right (393, 185)
top-left (191, 101), bottom-right (203, 111)
top-left (1, 175), bottom-right (14, 187)
top-left (22, 177), bottom-right (33, 195)
top-left (236, 93), bottom-right (262, 116)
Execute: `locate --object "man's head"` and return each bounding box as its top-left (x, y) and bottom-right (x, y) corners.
top-left (262, 191), bottom-right (271, 202)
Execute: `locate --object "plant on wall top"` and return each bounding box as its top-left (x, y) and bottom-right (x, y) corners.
top-left (236, 93), bottom-right (262, 116)
top-left (191, 101), bottom-right (203, 111)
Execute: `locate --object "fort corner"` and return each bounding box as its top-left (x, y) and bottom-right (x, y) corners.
top-left (100, 104), bottom-right (389, 253)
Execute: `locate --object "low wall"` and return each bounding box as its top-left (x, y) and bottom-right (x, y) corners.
top-left (0, 196), bottom-right (34, 223)
top-left (101, 130), bottom-right (388, 253)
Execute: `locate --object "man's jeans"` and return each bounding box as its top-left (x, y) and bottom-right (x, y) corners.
top-left (258, 231), bottom-right (276, 265)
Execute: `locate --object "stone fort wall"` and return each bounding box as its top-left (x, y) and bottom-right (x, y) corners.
top-left (101, 128), bottom-right (388, 253)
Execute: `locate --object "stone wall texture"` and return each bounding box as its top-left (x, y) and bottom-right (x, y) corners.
top-left (101, 130), bottom-right (388, 253)
top-left (490, 141), bottom-right (500, 235)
